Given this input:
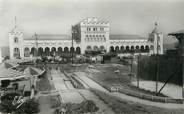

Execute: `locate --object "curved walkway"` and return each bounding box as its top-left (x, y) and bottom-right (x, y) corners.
top-left (74, 72), bottom-right (184, 109)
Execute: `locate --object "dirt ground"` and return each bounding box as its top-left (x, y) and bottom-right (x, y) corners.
top-left (62, 63), bottom-right (184, 114)
top-left (92, 89), bottom-right (184, 114)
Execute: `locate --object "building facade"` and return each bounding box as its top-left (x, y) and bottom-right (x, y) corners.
top-left (9, 17), bottom-right (163, 59)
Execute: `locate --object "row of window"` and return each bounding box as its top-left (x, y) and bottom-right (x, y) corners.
top-left (87, 27), bottom-right (104, 31)
top-left (86, 34), bottom-right (105, 37)
top-left (85, 37), bottom-right (106, 42)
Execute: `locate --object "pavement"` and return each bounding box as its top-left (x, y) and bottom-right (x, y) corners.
top-left (74, 71), bottom-right (184, 109)
top-left (38, 96), bottom-right (55, 114)
top-left (50, 68), bottom-right (114, 114)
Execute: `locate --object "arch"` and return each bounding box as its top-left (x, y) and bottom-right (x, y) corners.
top-left (110, 46), bottom-right (115, 52)
top-left (45, 47), bottom-right (50, 56)
top-left (115, 46), bottom-right (120, 53)
top-left (131, 46), bottom-right (134, 50)
top-left (58, 47), bottom-right (63, 55)
top-left (93, 46), bottom-right (98, 51)
top-left (100, 46), bottom-right (105, 51)
top-left (58, 47), bottom-right (63, 52)
top-left (76, 47), bottom-right (81, 54)
top-left (131, 46), bottom-right (135, 53)
top-left (38, 47), bottom-right (43, 56)
top-left (120, 46), bottom-right (124, 50)
top-left (51, 47), bottom-right (56, 55)
top-left (86, 46), bottom-right (92, 50)
top-left (135, 46), bottom-right (139, 50)
top-left (64, 47), bottom-right (69, 53)
top-left (120, 46), bottom-right (124, 53)
top-left (14, 48), bottom-right (20, 58)
top-left (70, 47), bottom-right (75, 53)
top-left (135, 46), bottom-right (140, 53)
top-left (140, 45), bottom-right (144, 51)
top-left (30, 47), bottom-right (37, 57)
top-left (145, 45), bottom-right (150, 52)
top-left (126, 46), bottom-right (130, 51)
top-left (24, 47), bottom-right (30, 57)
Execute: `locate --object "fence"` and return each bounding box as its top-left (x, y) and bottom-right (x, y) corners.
top-left (138, 55), bottom-right (182, 86)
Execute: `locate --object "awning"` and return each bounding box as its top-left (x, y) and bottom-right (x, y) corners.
top-left (0, 64), bottom-right (25, 80)
top-left (23, 67), bottom-right (45, 77)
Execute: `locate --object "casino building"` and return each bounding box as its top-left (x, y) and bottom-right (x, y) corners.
top-left (9, 17), bottom-right (163, 59)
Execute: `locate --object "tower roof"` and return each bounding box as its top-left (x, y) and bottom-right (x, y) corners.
top-left (151, 22), bottom-right (161, 34)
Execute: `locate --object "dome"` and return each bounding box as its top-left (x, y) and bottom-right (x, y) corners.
top-left (151, 22), bottom-right (161, 34)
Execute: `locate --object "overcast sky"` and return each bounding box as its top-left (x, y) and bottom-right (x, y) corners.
top-left (0, 0), bottom-right (184, 47)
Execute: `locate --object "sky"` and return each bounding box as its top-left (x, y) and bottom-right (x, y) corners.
top-left (0, 0), bottom-right (184, 47)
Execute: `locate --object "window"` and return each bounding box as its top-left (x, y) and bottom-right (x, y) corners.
top-left (100, 28), bottom-right (104, 31)
top-left (86, 35), bottom-right (88, 37)
top-left (14, 37), bottom-right (18, 43)
top-left (93, 27), bottom-right (97, 31)
top-left (87, 27), bottom-right (91, 31)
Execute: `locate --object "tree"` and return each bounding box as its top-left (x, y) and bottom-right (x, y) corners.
top-left (0, 92), bottom-right (40, 114)
top-left (1, 80), bottom-right (11, 88)
top-left (0, 92), bottom-right (20, 113)
top-left (15, 99), bottom-right (40, 114)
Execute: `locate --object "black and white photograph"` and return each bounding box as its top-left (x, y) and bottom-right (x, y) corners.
top-left (0, 0), bottom-right (184, 114)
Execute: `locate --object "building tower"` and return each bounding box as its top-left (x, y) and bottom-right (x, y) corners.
top-left (72, 17), bottom-right (110, 54)
top-left (9, 17), bottom-right (24, 59)
top-left (149, 22), bottom-right (164, 55)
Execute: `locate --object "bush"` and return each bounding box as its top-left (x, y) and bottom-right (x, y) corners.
top-left (1, 80), bottom-right (11, 88)
top-left (15, 99), bottom-right (40, 114)
top-left (55, 100), bottom-right (99, 114)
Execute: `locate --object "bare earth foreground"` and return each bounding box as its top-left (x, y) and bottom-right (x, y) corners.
top-left (64, 64), bottom-right (184, 114)
top-left (37, 64), bottom-right (184, 114)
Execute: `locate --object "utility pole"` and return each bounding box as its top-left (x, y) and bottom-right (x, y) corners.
top-left (71, 26), bottom-right (74, 64)
top-left (156, 33), bottom-right (159, 94)
top-left (35, 33), bottom-right (38, 57)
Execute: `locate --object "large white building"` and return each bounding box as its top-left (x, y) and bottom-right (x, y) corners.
top-left (9, 17), bottom-right (163, 59)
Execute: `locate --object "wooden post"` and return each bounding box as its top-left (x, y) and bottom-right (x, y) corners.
top-left (137, 54), bottom-right (140, 88)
